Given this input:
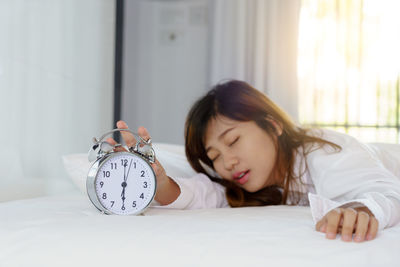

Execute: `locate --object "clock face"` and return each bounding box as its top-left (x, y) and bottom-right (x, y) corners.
top-left (94, 152), bottom-right (156, 215)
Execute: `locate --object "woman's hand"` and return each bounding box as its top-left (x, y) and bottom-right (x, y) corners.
top-left (316, 206), bottom-right (379, 242)
top-left (106, 120), bottom-right (180, 205)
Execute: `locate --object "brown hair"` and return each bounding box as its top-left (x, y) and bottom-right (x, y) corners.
top-left (184, 80), bottom-right (341, 207)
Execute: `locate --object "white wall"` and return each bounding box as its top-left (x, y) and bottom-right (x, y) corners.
top-left (0, 0), bottom-right (115, 197)
top-left (122, 0), bottom-right (209, 145)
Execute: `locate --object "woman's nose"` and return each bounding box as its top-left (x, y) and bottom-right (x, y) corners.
top-left (223, 152), bottom-right (239, 171)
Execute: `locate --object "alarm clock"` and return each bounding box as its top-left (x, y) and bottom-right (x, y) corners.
top-left (86, 128), bottom-right (157, 215)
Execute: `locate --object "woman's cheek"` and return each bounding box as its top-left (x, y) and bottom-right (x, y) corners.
top-left (214, 165), bottom-right (228, 180)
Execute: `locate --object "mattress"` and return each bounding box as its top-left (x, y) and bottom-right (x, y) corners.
top-left (1, 194), bottom-right (399, 267)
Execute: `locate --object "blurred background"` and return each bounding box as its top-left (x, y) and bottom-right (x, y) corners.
top-left (0, 0), bottom-right (399, 199)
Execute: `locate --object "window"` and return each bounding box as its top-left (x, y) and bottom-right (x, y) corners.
top-left (297, 0), bottom-right (400, 143)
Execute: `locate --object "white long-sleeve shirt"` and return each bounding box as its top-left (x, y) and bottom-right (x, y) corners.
top-left (155, 129), bottom-right (400, 230)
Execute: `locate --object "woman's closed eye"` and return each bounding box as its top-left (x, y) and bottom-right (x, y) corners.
top-left (208, 137), bottom-right (239, 162)
top-left (229, 137), bottom-right (239, 147)
top-left (210, 154), bottom-right (220, 162)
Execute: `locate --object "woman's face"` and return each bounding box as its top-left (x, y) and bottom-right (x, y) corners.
top-left (204, 116), bottom-right (282, 192)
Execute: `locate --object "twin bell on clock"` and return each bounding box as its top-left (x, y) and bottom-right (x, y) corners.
top-left (86, 128), bottom-right (157, 216)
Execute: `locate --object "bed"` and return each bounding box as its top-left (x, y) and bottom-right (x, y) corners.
top-left (1, 143), bottom-right (399, 267)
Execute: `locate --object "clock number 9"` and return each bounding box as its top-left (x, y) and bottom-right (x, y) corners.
top-left (100, 181), bottom-right (104, 188)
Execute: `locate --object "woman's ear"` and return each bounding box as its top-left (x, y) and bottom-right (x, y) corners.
top-left (267, 116), bottom-right (283, 136)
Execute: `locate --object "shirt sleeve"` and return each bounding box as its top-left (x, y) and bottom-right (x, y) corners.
top-left (151, 173), bottom-right (229, 210)
top-left (306, 130), bottom-right (400, 230)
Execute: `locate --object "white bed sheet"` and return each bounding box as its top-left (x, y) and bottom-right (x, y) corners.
top-left (0, 194), bottom-right (399, 267)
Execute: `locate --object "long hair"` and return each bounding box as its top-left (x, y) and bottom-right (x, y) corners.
top-left (184, 80), bottom-right (340, 207)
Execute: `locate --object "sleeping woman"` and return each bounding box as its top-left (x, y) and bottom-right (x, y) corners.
top-left (108, 80), bottom-right (400, 243)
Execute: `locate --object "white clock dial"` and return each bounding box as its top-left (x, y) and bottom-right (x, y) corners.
top-left (94, 152), bottom-right (156, 215)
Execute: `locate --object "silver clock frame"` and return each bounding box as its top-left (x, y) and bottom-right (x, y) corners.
top-left (87, 130), bottom-right (157, 216)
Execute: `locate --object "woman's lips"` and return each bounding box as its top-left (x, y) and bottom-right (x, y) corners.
top-left (234, 170), bottom-right (250, 185)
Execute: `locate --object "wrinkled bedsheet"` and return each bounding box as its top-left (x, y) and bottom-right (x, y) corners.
top-left (0, 194), bottom-right (399, 267)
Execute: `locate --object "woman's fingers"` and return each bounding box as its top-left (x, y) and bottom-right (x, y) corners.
top-left (317, 206), bottom-right (378, 242)
top-left (138, 126), bottom-right (151, 142)
top-left (116, 120), bottom-right (136, 147)
top-left (106, 137), bottom-right (126, 152)
top-left (316, 218), bottom-right (326, 232)
top-left (106, 137), bottom-right (117, 146)
top-left (325, 208), bottom-right (343, 239)
top-left (366, 217), bottom-right (379, 241)
top-left (341, 208), bottom-right (357, 242)
top-left (354, 211), bottom-right (370, 242)
top-left (116, 121), bottom-right (151, 147)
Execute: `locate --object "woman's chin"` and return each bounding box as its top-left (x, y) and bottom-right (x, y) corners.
top-left (242, 180), bottom-right (272, 193)
top-left (242, 183), bottom-right (262, 193)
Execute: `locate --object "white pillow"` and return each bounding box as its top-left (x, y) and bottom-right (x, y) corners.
top-left (0, 179), bottom-right (48, 202)
top-left (62, 143), bottom-right (197, 193)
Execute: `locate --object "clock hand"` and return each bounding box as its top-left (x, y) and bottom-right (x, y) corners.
top-left (121, 186), bottom-right (126, 199)
top-left (123, 161), bottom-right (127, 181)
top-left (125, 159), bottom-right (133, 182)
top-left (121, 184), bottom-right (126, 209)
top-left (120, 159), bottom-right (132, 210)
top-left (121, 161), bottom-right (128, 208)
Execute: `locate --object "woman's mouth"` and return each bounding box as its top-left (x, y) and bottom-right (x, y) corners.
top-left (234, 170), bottom-right (250, 185)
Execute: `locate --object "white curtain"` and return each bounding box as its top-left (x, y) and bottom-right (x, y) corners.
top-left (0, 0), bottom-right (115, 198)
top-left (208, 0), bottom-right (301, 121)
